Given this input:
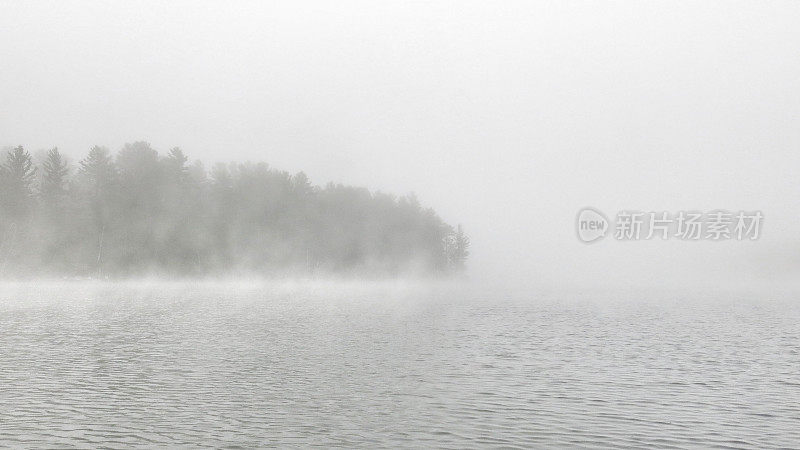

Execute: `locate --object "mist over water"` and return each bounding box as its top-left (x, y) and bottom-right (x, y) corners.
top-left (1, 281), bottom-right (799, 448)
top-left (3, 1), bottom-right (799, 287)
top-left (2, 1), bottom-right (800, 447)
top-left (0, 144), bottom-right (470, 279)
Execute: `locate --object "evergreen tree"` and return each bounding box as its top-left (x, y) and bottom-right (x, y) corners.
top-left (0, 142), bottom-right (469, 277)
top-left (164, 147), bottom-right (189, 183)
top-left (78, 146), bottom-right (117, 276)
top-left (37, 147), bottom-right (74, 271)
top-left (444, 224), bottom-right (470, 272)
top-left (78, 146), bottom-right (116, 195)
top-left (0, 146), bottom-right (37, 218)
top-left (453, 224), bottom-right (470, 270)
top-left (40, 147), bottom-right (69, 202)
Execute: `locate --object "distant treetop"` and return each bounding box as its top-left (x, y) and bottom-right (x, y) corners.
top-left (0, 142), bottom-right (469, 278)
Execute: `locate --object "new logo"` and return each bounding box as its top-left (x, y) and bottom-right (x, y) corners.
top-left (576, 207), bottom-right (608, 243)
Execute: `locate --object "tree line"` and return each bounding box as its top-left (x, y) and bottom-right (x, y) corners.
top-left (0, 143), bottom-right (469, 278)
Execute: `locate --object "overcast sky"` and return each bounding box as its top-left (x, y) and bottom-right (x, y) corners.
top-left (2, 1), bottom-right (799, 288)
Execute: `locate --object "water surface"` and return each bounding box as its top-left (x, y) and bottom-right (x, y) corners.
top-left (0, 282), bottom-right (798, 448)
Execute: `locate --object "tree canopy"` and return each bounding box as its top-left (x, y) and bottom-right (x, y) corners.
top-left (0, 143), bottom-right (469, 278)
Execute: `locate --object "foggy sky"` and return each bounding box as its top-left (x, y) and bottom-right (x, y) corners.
top-left (2, 1), bottom-right (799, 288)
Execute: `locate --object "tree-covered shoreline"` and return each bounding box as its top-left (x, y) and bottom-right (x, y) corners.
top-left (0, 143), bottom-right (469, 278)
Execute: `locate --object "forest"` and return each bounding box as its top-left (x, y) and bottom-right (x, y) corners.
top-left (0, 143), bottom-right (469, 278)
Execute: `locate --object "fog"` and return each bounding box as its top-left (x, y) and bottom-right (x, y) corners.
top-left (2, 1), bottom-right (799, 288)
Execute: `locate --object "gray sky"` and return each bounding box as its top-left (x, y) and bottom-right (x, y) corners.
top-left (2, 1), bottom-right (799, 287)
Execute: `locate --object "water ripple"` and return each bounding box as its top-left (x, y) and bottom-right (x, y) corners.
top-left (0, 283), bottom-right (798, 448)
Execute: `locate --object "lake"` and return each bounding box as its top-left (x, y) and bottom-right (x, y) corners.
top-left (0, 281), bottom-right (798, 448)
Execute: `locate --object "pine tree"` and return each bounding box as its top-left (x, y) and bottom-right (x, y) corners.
top-left (453, 224), bottom-right (470, 270)
top-left (444, 224), bottom-right (470, 272)
top-left (2, 142), bottom-right (469, 277)
top-left (0, 146), bottom-right (37, 218)
top-left (78, 146), bottom-right (116, 195)
top-left (41, 147), bottom-right (69, 201)
top-left (78, 146), bottom-right (117, 276)
top-left (164, 147), bottom-right (189, 182)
